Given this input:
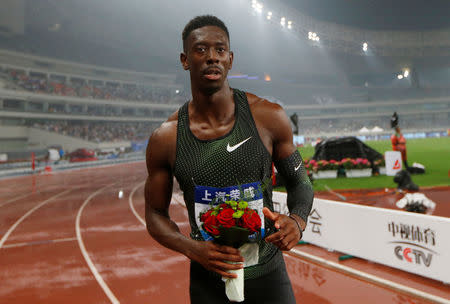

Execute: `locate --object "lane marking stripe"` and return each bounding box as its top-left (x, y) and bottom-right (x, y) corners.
top-left (0, 193), bottom-right (32, 207)
top-left (0, 190), bottom-right (71, 249)
top-left (76, 184), bottom-right (120, 304)
top-left (2, 237), bottom-right (77, 249)
top-left (129, 181), bottom-right (146, 226)
top-left (288, 248), bottom-right (450, 304)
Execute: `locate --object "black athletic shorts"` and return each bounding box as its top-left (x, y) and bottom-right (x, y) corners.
top-left (189, 257), bottom-right (296, 304)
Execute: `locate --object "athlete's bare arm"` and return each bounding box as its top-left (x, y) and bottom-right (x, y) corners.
top-left (145, 112), bottom-right (243, 278)
top-left (247, 93), bottom-right (306, 250)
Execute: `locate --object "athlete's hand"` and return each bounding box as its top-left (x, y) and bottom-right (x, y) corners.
top-left (187, 240), bottom-right (244, 278)
top-left (263, 207), bottom-right (302, 251)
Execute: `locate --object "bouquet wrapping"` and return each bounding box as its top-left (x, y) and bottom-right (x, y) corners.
top-left (199, 195), bottom-right (263, 302)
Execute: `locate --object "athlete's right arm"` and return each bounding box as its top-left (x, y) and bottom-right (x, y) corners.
top-left (144, 121), bottom-right (243, 278)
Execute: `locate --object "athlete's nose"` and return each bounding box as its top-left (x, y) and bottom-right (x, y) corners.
top-left (206, 48), bottom-right (219, 64)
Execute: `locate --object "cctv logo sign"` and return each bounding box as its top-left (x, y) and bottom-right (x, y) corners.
top-left (388, 221), bottom-right (437, 268)
top-left (393, 245), bottom-right (434, 267)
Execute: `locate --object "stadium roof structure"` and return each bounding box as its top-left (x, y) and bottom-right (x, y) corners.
top-left (267, 0), bottom-right (450, 57)
top-left (1, 0), bottom-right (449, 78)
top-left (280, 0), bottom-right (450, 31)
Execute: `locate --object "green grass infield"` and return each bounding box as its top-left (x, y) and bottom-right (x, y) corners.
top-left (280, 136), bottom-right (450, 192)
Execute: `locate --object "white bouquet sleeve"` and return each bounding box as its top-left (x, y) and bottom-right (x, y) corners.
top-left (222, 243), bottom-right (259, 302)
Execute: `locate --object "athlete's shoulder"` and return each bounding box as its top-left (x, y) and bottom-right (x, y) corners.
top-left (149, 110), bottom-right (179, 148)
top-left (245, 91), bottom-right (286, 121)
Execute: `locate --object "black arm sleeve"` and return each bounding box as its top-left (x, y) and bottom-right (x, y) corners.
top-left (274, 150), bottom-right (313, 225)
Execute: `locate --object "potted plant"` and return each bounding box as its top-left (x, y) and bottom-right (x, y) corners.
top-left (341, 158), bottom-right (372, 178)
top-left (374, 158), bottom-right (386, 175)
top-left (311, 159), bottom-right (339, 179)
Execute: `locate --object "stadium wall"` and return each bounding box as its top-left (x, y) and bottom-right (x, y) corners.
top-left (0, 126), bottom-right (131, 152)
top-left (26, 128), bottom-right (131, 152)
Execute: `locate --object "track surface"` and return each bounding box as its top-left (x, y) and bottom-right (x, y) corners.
top-left (0, 162), bottom-right (449, 304)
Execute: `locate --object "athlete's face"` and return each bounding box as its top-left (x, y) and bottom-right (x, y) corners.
top-left (181, 26), bottom-right (233, 94)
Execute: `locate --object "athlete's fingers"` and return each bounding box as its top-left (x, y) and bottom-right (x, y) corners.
top-left (213, 244), bottom-right (241, 255)
top-left (264, 230), bottom-right (285, 243)
top-left (212, 268), bottom-right (239, 279)
top-left (263, 207), bottom-right (281, 229)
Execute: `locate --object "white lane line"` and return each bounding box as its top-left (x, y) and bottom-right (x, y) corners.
top-left (2, 237), bottom-right (77, 249)
top-left (128, 181), bottom-right (146, 226)
top-left (288, 248), bottom-right (450, 304)
top-left (0, 190), bottom-right (71, 249)
top-left (0, 193), bottom-right (32, 207)
top-left (75, 184), bottom-right (120, 304)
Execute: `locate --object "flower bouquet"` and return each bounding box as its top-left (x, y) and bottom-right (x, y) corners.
top-left (199, 198), bottom-right (262, 302)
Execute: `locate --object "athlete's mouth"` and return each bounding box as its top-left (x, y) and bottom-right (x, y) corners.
top-left (203, 67), bottom-right (222, 80)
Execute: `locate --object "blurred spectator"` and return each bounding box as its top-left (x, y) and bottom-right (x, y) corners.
top-left (29, 121), bottom-right (158, 143)
top-left (2, 68), bottom-right (178, 104)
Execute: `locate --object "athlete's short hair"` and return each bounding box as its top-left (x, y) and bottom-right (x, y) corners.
top-left (182, 15), bottom-right (230, 52)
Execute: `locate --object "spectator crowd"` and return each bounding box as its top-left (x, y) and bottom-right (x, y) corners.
top-left (29, 121), bottom-right (158, 143)
top-left (2, 68), bottom-right (180, 104)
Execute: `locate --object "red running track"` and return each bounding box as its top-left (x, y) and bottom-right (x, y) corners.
top-left (0, 162), bottom-right (448, 304)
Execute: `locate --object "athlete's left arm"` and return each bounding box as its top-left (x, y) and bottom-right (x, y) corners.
top-left (262, 102), bottom-right (314, 251)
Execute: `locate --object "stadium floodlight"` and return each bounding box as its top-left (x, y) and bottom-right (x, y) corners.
top-left (267, 11), bottom-right (272, 20)
top-left (308, 32), bottom-right (319, 41)
top-left (280, 17), bottom-right (286, 26)
top-left (397, 74), bottom-right (404, 79)
top-left (256, 3), bottom-right (263, 13)
top-left (175, 90), bottom-right (180, 94)
top-left (363, 42), bottom-right (368, 52)
top-left (403, 69), bottom-right (409, 78)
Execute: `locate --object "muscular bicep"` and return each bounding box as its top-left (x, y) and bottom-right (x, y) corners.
top-left (145, 166), bottom-right (173, 217)
top-left (144, 126), bottom-right (175, 221)
top-left (270, 106), bottom-right (296, 161)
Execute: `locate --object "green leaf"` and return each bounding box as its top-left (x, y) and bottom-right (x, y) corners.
top-left (238, 200), bottom-right (248, 209)
top-left (232, 210), bottom-right (244, 218)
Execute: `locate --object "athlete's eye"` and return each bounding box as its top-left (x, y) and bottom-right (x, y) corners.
top-left (196, 47), bottom-right (206, 53)
top-left (217, 47), bottom-right (225, 53)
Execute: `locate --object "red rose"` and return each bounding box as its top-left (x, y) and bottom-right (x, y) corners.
top-left (203, 213), bottom-right (219, 236)
top-left (216, 208), bottom-right (236, 228)
top-left (200, 209), bottom-right (213, 222)
top-left (241, 210), bottom-right (261, 233)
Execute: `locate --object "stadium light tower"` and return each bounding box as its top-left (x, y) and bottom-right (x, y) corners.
top-left (267, 11), bottom-right (272, 20)
top-left (280, 17), bottom-right (286, 27)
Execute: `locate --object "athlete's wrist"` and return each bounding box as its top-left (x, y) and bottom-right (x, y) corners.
top-left (288, 214), bottom-right (304, 237)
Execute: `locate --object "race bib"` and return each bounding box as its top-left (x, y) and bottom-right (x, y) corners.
top-left (194, 181), bottom-right (265, 242)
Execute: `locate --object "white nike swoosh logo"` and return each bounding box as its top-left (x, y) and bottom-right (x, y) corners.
top-left (294, 161), bottom-right (303, 171)
top-left (226, 137), bottom-right (252, 152)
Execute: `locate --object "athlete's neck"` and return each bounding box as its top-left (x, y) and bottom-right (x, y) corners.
top-left (189, 84), bottom-right (234, 126)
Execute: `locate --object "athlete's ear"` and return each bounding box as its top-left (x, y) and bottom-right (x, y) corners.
top-left (229, 51), bottom-right (233, 70)
top-left (180, 53), bottom-right (189, 70)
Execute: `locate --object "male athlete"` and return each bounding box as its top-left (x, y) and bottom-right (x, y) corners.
top-left (145, 15), bottom-right (313, 303)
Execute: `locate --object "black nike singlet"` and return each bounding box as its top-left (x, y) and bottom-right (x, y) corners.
top-left (174, 89), bottom-right (283, 279)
